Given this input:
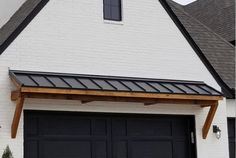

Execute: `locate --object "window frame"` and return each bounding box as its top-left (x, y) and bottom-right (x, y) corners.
top-left (103, 0), bottom-right (122, 22)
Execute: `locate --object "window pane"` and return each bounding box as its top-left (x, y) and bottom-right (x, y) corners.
top-left (111, 0), bottom-right (121, 6)
top-left (104, 5), bottom-right (112, 20)
top-left (111, 6), bottom-right (121, 21)
top-left (103, 0), bottom-right (111, 5)
top-left (103, 0), bottom-right (122, 21)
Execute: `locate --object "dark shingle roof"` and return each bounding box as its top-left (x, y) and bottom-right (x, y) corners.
top-left (163, 0), bottom-right (235, 98)
top-left (184, 0), bottom-right (235, 42)
top-left (9, 70), bottom-right (222, 96)
top-left (0, 0), bottom-right (48, 54)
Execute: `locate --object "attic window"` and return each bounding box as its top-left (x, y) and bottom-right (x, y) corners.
top-left (103, 0), bottom-right (122, 21)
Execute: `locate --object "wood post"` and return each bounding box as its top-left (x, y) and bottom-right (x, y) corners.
top-left (11, 95), bottom-right (25, 138)
top-left (202, 104), bottom-right (218, 139)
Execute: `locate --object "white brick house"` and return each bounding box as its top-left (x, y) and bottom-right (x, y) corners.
top-left (0, 0), bottom-right (233, 158)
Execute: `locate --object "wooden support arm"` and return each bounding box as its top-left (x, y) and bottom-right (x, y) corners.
top-left (11, 95), bottom-right (25, 138)
top-left (202, 104), bottom-right (218, 139)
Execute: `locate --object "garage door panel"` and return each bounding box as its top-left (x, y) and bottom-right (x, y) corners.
top-left (93, 141), bottom-right (107, 158)
top-left (40, 117), bottom-right (92, 136)
top-left (112, 119), bottom-right (127, 136)
top-left (42, 141), bottom-right (91, 158)
top-left (25, 141), bottom-right (38, 158)
top-left (113, 141), bottom-right (128, 158)
top-left (127, 119), bottom-right (172, 137)
top-left (25, 116), bottom-right (39, 136)
top-left (131, 141), bottom-right (172, 158)
top-left (173, 141), bottom-right (189, 158)
top-left (229, 142), bottom-right (235, 158)
top-left (172, 120), bottom-right (189, 137)
top-left (92, 119), bottom-right (108, 136)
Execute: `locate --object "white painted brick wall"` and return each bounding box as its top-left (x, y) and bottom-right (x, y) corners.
top-left (0, 0), bottom-right (229, 157)
top-left (0, 0), bottom-right (26, 27)
top-left (226, 99), bottom-right (236, 118)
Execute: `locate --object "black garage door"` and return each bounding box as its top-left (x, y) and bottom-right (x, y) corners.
top-left (228, 118), bottom-right (235, 158)
top-left (24, 111), bottom-right (196, 158)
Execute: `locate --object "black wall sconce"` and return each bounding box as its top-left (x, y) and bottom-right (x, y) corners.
top-left (213, 125), bottom-right (221, 139)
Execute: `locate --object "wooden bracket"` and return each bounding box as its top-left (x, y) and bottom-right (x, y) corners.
top-left (202, 104), bottom-right (218, 139)
top-left (11, 94), bottom-right (25, 138)
top-left (11, 90), bottom-right (20, 101)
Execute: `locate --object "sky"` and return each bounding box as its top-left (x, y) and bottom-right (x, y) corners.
top-left (173, 0), bottom-right (196, 5)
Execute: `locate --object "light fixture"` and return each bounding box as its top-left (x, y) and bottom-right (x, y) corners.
top-left (213, 125), bottom-right (221, 139)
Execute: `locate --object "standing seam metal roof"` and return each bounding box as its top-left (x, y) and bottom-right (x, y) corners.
top-left (9, 70), bottom-right (222, 96)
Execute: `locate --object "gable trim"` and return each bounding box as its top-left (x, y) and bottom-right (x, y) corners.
top-left (159, 0), bottom-right (235, 99)
top-left (0, 0), bottom-right (49, 55)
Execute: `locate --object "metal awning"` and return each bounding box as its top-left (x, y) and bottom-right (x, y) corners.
top-left (10, 70), bottom-right (222, 96)
top-left (9, 70), bottom-right (223, 139)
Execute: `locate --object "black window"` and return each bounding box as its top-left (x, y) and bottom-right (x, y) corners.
top-left (103, 0), bottom-right (122, 21)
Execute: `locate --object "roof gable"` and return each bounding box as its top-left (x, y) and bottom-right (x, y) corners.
top-left (161, 0), bottom-right (235, 98)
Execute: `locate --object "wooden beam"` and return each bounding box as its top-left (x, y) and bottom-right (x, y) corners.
top-left (21, 87), bottom-right (223, 101)
top-left (22, 93), bottom-right (219, 105)
top-left (11, 95), bottom-right (25, 138)
top-left (202, 104), bottom-right (218, 139)
top-left (11, 90), bottom-right (20, 101)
